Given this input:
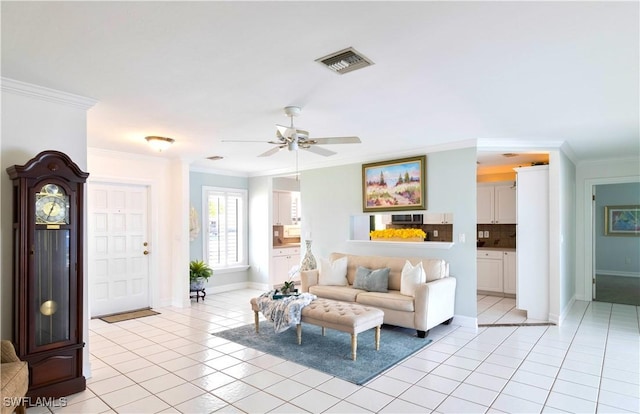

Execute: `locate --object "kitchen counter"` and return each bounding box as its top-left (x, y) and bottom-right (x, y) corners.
top-left (478, 246), bottom-right (516, 252)
top-left (273, 243), bottom-right (300, 248)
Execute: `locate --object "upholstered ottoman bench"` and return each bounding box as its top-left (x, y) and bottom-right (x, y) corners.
top-left (250, 297), bottom-right (384, 361)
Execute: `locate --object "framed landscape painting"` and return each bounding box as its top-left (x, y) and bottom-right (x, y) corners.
top-left (604, 205), bottom-right (640, 236)
top-left (362, 155), bottom-right (426, 212)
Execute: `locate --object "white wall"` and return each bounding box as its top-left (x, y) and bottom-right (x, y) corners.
top-left (550, 150), bottom-right (576, 324)
top-left (575, 156), bottom-right (640, 300)
top-left (1, 78), bottom-right (95, 376)
top-left (87, 148), bottom-right (189, 308)
top-left (299, 147), bottom-right (478, 321)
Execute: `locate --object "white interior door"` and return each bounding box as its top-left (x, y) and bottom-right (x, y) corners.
top-left (89, 183), bottom-right (150, 317)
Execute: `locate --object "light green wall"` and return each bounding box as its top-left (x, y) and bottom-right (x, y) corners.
top-left (299, 147), bottom-right (478, 319)
top-left (248, 175), bottom-right (271, 286)
top-left (189, 170), bottom-right (249, 287)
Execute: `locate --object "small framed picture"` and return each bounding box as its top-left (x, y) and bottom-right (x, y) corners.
top-left (604, 205), bottom-right (640, 236)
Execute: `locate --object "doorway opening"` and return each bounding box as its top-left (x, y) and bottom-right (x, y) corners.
top-left (593, 182), bottom-right (640, 306)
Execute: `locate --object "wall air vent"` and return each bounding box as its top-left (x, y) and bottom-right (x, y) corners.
top-left (316, 47), bottom-right (374, 75)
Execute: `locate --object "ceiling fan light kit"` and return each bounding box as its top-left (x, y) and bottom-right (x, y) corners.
top-left (145, 136), bottom-right (174, 152)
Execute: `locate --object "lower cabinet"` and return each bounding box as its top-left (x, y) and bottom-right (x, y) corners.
top-left (477, 249), bottom-right (517, 295)
top-left (270, 247), bottom-right (300, 287)
top-left (477, 250), bottom-right (503, 292)
top-left (503, 251), bottom-right (517, 294)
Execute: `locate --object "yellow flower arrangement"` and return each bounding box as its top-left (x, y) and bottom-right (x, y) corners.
top-left (369, 228), bottom-right (426, 239)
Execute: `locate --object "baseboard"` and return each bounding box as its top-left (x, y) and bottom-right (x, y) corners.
top-left (595, 270), bottom-right (640, 278)
top-left (553, 295), bottom-right (576, 326)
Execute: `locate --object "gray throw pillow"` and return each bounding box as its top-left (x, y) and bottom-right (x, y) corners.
top-left (353, 266), bottom-right (390, 292)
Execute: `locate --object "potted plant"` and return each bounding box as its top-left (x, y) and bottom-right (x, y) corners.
top-left (189, 260), bottom-right (213, 291)
top-left (281, 280), bottom-right (296, 295)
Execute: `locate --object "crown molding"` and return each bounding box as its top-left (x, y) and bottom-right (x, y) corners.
top-left (1, 77), bottom-right (97, 110)
top-left (477, 138), bottom-right (565, 152)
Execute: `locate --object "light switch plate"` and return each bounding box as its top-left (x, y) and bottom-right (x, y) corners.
top-left (433, 230), bottom-right (439, 237)
top-left (483, 230), bottom-right (489, 238)
top-left (478, 231), bottom-right (483, 239)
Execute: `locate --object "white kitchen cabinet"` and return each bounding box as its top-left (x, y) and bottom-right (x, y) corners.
top-left (477, 250), bottom-right (504, 292)
top-left (423, 213), bottom-right (453, 224)
top-left (503, 251), bottom-right (517, 294)
top-left (477, 249), bottom-right (517, 295)
top-left (477, 183), bottom-right (516, 224)
top-left (270, 247), bottom-right (300, 287)
top-left (495, 185), bottom-right (517, 223)
top-left (273, 191), bottom-right (292, 225)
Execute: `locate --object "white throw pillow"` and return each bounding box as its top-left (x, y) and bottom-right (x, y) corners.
top-left (400, 260), bottom-right (426, 296)
top-left (318, 256), bottom-right (348, 286)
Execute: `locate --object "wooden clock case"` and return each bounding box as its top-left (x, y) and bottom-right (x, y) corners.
top-left (6, 150), bottom-right (89, 399)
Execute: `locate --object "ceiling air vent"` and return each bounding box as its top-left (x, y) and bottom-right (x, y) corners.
top-left (316, 47), bottom-right (374, 75)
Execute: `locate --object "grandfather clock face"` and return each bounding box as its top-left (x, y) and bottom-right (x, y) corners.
top-left (35, 184), bottom-right (69, 225)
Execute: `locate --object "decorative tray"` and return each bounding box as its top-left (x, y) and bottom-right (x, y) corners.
top-left (272, 292), bottom-right (299, 300)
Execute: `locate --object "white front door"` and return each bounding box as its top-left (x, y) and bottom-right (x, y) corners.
top-left (88, 183), bottom-right (150, 317)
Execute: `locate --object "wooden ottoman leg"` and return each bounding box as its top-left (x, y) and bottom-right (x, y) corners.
top-left (375, 325), bottom-right (381, 351)
top-left (297, 323), bottom-right (302, 345)
top-left (351, 333), bottom-right (357, 361)
top-left (254, 311), bottom-right (259, 333)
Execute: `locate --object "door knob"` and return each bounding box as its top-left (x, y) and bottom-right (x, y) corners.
top-left (143, 250), bottom-right (149, 255)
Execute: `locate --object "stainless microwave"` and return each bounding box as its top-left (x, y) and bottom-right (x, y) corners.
top-left (391, 214), bottom-right (423, 224)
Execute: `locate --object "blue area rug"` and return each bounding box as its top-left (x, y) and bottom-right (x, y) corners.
top-left (212, 322), bottom-right (432, 385)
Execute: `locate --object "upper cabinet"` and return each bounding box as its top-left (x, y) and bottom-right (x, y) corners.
top-left (423, 213), bottom-right (453, 224)
top-left (273, 191), bottom-right (301, 225)
top-left (477, 182), bottom-right (516, 224)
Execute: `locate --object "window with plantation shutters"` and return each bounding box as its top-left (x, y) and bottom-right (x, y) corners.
top-left (203, 187), bottom-right (247, 269)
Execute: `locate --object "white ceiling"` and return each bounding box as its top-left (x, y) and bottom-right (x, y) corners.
top-left (2, 1), bottom-right (638, 176)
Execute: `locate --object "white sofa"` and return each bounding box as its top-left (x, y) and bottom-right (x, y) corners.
top-left (300, 252), bottom-right (456, 338)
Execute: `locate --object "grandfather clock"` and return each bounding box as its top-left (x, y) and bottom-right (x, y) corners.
top-left (6, 151), bottom-right (89, 398)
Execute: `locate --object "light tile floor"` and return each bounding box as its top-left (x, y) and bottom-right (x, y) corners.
top-left (27, 289), bottom-right (639, 413)
top-left (477, 294), bottom-right (549, 325)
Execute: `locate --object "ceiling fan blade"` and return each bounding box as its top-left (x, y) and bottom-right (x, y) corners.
top-left (276, 124), bottom-right (297, 139)
top-left (258, 146), bottom-right (283, 157)
top-left (310, 136), bottom-right (361, 145)
top-left (304, 145), bottom-right (336, 157)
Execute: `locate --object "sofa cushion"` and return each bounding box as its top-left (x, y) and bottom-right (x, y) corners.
top-left (400, 260), bottom-right (426, 297)
top-left (423, 259), bottom-right (449, 282)
top-left (353, 266), bottom-right (390, 293)
top-left (318, 256), bottom-right (348, 286)
top-left (329, 252), bottom-right (448, 290)
top-left (356, 291), bottom-right (415, 312)
top-left (308, 285), bottom-right (362, 302)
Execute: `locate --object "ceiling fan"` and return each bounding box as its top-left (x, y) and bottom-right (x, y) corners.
top-left (223, 106), bottom-right (361, 157)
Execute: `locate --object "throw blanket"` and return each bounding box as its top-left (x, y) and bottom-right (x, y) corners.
top-left (257, 291), bottom-right (317, 333)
